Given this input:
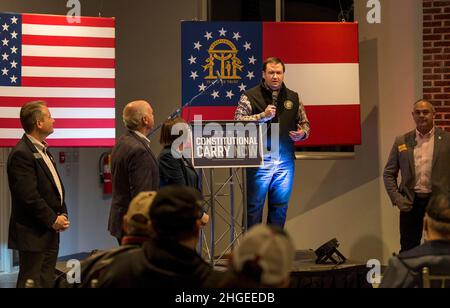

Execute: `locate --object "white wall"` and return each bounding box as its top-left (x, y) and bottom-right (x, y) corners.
top-left (286, 0), bottom-right (423, 263)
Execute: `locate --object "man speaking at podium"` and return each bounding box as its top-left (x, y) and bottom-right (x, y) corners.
top-left (235, 57), bottom-right (310, 229)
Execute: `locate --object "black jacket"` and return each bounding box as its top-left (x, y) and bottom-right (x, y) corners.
top-left (96, 238), bottom-right (223, 288)
top-left (158, 146), bottom-right (200, 190)
top-left (8, 135), bottom-right (68, 252)
top-left (245, 82), bottom-right (300, 160)
top-left (108, 130), bottom-right (159, 239)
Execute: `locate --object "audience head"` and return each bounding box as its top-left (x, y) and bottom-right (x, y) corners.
top-left (123, 191), bottom-right (157, 236)
top-left (122, 100), bottom-right (154, 134)
top-left (424, 194), bottom-right (450, 240)
top-left (229, 224), bottom-right (295, 288)
top-left (149, 186), bottom-right (204, 243)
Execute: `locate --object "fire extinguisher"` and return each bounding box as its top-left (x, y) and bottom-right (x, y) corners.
top-left (99, 152), bottom-right (112, 195)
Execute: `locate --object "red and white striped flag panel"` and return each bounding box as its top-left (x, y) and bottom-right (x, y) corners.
top-left (0, 13), bottom-right (115, 147)
top-left (264, 22), bottom-right (360, 146)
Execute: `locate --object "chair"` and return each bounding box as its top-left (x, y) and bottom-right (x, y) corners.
top-left (422, 267), bottom-right (450, 288)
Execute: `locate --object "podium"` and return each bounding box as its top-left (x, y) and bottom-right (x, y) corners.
top-left (190, 120), bottom-right (263, 265)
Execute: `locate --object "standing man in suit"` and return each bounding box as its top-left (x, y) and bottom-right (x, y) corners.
top-left (8, 101), bottom-right (70, 288)
top-left (384, 99), bottom-right (450, 253)
top-left (108, 100), bottom-right (159, 244)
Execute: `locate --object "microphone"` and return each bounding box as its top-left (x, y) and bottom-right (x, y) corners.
top-left (271, 90), bottom-right (279, 106)
top-left (216, 70), bottom-right (224, 86)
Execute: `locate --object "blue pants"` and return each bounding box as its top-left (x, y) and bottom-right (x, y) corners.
top-left (246, 159), bottom-right (295, 229)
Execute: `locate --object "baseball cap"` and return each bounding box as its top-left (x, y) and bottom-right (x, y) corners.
top-left (149, 186), bottom-right (204, 239)
top-left (232, 224), bottom-right (295, 286)
top-left (124, 191), bottom-right (157, 235)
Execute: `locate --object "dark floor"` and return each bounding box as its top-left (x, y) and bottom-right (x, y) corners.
top-left (0, 252), bottom-right (91, 288)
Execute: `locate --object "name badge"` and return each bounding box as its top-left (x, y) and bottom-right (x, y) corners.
top-left (284, 100), bottom-right (294, 110)
top-left (398, 144), bottom-right (408, 153)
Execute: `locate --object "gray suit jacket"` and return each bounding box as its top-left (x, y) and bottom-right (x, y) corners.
top-left (108, 130), bottom-right (159, 239)
top-left (383, 127), bottom-right (450, 209)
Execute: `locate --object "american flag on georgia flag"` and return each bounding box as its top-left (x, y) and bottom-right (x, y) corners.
top-left (182, 22), bottom-right (361, 147)
top-left (0, 12), bottom-right (115, 147)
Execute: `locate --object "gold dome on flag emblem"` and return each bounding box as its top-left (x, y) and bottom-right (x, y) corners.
top-left (284, 100), bottom-right (293, 110)
top-left (203, 39), bottom-right (243, 81)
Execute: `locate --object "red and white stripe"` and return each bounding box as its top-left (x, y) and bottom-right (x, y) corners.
top-left (0, 13), bottom-right (115, 147)
top-left (263, 22), bottom-right (360, 146)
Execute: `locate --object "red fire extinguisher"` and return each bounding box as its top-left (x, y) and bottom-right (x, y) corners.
top-left (99, 152), bottom-right (112, 195)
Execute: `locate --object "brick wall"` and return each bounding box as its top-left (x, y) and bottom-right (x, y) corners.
top-left (423, 0), bottom-right (450, 131)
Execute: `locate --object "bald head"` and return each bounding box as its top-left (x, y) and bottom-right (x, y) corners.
top-left (414, 99), bottom-right (435, 113)
top-left (122, 100), bottom-right (154, 134)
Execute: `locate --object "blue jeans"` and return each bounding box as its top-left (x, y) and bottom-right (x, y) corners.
top-left (246, 159), bottom-right (295, 229)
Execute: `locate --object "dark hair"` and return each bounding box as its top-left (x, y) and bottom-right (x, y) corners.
top-left (159, 117), bottom-right (188, 146)
top-left (426, 194), bottom-right (450, 237)
top-left (149, 186), bottom-right (204, 241)
top-left (263, 57), bottom-right (285, 72)
top-left (20, 101), bottom-right (47, 133)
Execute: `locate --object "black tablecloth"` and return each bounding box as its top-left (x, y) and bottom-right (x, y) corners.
top-left (290, 261), bottom-right (372, 288)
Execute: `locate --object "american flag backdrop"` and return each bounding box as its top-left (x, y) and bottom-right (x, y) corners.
top-left (181, 22), bottom-right (361, 147)
top-left (0, 12), bottom-right (115, 147)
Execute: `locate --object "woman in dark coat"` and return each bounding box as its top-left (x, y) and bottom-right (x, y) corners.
top-left (158, 117), bottom-right (200, 189)
top-left (158, 117), bottom-right (208, 225)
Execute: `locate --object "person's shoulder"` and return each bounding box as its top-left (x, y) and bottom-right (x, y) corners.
top-left (436, 127), bottom-right (450, 139)
top-left (117, 131), bottom-right (140, 144)
top-left (158, 147), bottom-right (173, 159)
top-left (245, 84), bottom-right (262, 96)
top-left (285, 85), bottom-right (299, 96)
top-left (159, 149), bottom-right (180, 165)
top-left (400, 241), bottom-right (450, 259)
top-left (8, 139), bottom-right (33, 160)
top-left (116, 133), bottom-right (147, 152)
top-left (379, 255), bottom-right (412, 288)
top-left (113, 133), bottom-right (132, 149)
top-left (11, 136), bottom-right (29, 150)
top-left (95, 247), bottom-right (145, 287)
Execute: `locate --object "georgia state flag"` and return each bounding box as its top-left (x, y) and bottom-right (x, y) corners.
top-left (181, 21), bottom-right (360, 147)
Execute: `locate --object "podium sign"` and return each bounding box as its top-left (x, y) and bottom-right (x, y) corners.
top-left (191, 120), bottom-right (263, 168)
